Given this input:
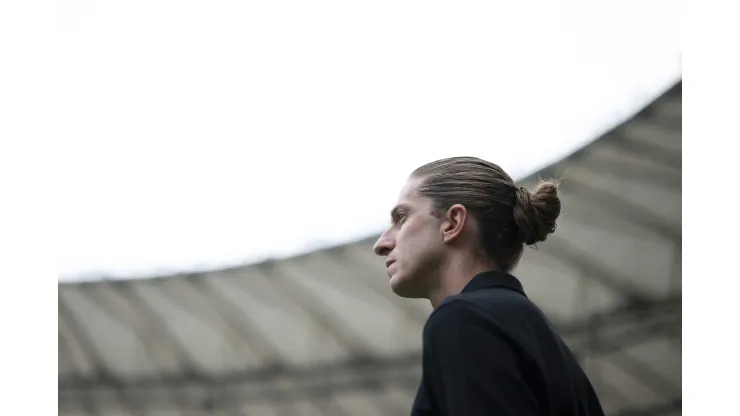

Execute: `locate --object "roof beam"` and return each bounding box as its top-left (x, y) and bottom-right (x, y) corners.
top-left (260, 261), bottom-right (375, 358)
top-left (60, 295), bottom-right (680, 390)
top-left (186, 275), bottom-right (288, 365)
top-left (563, 176), bottom-right (681, 241)
top-left (613, 399), bottom-right (681, 416)
top-left (60, 367), bottom-right (422, 413)
top-left (58, 298), bottom-right (112, 416)
top-left (610, 133), bottom-right (681, 170)
top-left (557, 293), bottom-right (680, 335)
top-left (575, 151), bottom-right (681, 190)
top-left (600, 341), bottom-right (680, 398)
top-left (74, 283), bottom-right (169, 379)
top-left (106, 281), bottom-right (203, 381)
top-left (538, 237), bottom-right (654, 303)
top-left (58, 296), bottom-right (115, 382)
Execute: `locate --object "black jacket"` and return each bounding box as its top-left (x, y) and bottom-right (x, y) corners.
top-left (411, 270), bottom-right (605, 416)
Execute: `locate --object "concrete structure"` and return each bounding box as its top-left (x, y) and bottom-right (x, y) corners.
top-left (59, 82), bottom-right (682, 415)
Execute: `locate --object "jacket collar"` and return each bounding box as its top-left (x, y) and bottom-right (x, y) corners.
top-left (461, 270), bottom-right (527, 297)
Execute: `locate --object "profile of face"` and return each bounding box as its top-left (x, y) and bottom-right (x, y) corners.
top-left (374, 157), bottom-right (562, 300)
top-left (373, 177), bottom-right (449, 298)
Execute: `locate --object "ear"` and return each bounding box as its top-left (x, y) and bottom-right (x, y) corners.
top-left (441, 204), bottom-right (468, 244)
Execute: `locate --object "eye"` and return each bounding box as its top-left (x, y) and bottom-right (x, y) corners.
top-left (397, 213), bottom-right (408, 225)
top-left (390, 206), bottom-right (411, 225)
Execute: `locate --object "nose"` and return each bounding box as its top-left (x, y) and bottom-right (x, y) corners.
top-left (373, 230), bottom-right (394, 256)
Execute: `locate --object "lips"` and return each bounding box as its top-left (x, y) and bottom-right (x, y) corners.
top-left (385, 259), bottom-right (396, 268)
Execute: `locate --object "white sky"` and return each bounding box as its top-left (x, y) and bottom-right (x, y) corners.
top-left (54, 0), bottom-right (680, 282)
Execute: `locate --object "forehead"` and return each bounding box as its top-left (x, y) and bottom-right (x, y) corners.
top-left (396, 176), bottom-right (427, 207)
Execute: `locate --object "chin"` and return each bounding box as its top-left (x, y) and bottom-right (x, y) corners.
top-left (389, 273), bottom-right (424, 299)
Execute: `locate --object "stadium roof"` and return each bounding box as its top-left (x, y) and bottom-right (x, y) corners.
top-left (59, 82), bottom-right (682, 416)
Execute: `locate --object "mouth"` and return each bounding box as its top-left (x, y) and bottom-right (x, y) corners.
top-left (385, 259), bottom-right (396, 268)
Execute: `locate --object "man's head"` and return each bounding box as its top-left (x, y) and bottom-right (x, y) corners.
top-left (373, 156), bottom-right (561, 300)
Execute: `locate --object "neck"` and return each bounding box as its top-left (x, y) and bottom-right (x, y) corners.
top-left (426, 254), bottom-right (495, 309)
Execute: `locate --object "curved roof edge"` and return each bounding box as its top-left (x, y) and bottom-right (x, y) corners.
top-left (59, 80), bottom-right (681, 286)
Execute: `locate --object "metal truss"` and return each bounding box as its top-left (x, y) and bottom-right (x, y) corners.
top-left (59, 292), bottom-right (680, 415)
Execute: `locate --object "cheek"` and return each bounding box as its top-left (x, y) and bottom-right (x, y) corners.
top-left (397, 222), bottom-right (435, 257)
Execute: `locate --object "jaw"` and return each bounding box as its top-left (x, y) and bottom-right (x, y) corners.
top-left (389, 272), bottom-right (433, 300)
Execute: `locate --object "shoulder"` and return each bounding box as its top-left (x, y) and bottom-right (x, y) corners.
top-left (451, 287), bottom-right (545, 326)
top-left (428, 297), bottom-right (478, 322)
top-left (425, 290), bottom-right (546, 344)
top-left (421, 298), bottom-right (525, 365)
top-left (424, 298), bottom-right (492, 340)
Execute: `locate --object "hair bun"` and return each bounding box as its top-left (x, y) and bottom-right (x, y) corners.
top-left (513, 180), bottom-right (561, 245)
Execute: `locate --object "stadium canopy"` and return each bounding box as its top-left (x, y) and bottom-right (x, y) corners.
top-left (59, 82), bottom-right (681, 416)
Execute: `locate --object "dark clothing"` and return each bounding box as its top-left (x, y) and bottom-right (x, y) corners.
top-left (411, 271), bottom-right (604, 416)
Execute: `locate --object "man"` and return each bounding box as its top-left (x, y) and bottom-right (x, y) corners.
top-left (373, 156), bottom-right (605, 416)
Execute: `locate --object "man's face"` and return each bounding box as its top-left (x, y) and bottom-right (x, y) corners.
top-left (373, 177), bottom-right (445, 298)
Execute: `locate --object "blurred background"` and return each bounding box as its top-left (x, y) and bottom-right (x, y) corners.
top-left (57, 1), bottom-right (681, 415)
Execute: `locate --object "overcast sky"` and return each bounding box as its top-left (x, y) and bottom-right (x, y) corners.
top-left (54, 0), bottom-right (680, 281)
